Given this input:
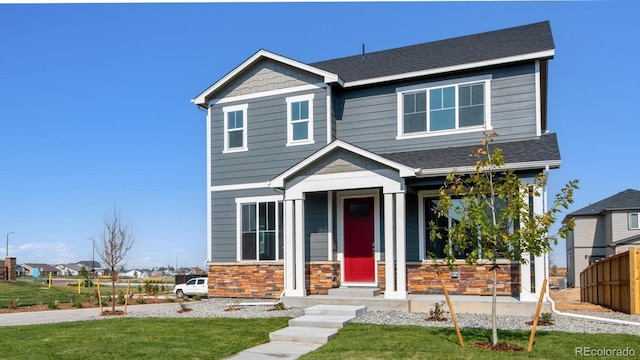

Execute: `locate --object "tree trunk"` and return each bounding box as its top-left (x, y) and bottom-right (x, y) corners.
top-left (492, 261), bottom-right (498, 346)
top-left (111, 267), bottom-right (116, 313)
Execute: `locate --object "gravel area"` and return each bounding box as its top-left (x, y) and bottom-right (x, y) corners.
top-left (112, 299), bottom-right (640, 335)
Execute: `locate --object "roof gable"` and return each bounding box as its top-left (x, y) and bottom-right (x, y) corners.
top-left (570, 189), bottom-right (640, 216)
top-left (192, 50), bottom-right (340, 107)
top-left (270, 140), bottom-right (417, 188)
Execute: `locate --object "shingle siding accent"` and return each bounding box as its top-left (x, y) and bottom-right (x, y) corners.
top-left (214, 59), bottom-right (323, 99)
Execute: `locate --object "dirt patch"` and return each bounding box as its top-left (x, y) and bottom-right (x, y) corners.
top-left (549, 288), bottom-right (613, 312)
top-left (471, 342), bottom-right (524, 352)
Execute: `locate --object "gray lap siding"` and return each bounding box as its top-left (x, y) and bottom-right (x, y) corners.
top-left (210, 87), bottom-right (327, 187)
top-left (335, 63), bottom-right (539, 153)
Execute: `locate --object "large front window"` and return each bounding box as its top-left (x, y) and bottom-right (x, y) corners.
top-left (398, 77), bottom-right (490, 138)
top-left (424, 198), bottom-right (470, 259)
top-left (239, 200), bottom-right (283, 261)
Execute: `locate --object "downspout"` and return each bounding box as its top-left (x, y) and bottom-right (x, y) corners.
top-left (542, 165), bottom-right (640, 326)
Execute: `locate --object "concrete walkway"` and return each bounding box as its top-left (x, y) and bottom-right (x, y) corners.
top-left (224, 304), bottom-right (366, 360)
top-left (0, 303), bottom-right (178, 327)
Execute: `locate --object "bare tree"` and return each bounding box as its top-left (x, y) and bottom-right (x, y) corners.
top-left (98, 209), bottom-right (135, 313)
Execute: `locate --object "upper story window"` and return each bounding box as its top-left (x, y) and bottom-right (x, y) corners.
top-left (397, 76), bottom-right (491, 139)
top-left (630, 212), bottom-right (639, 230)
top-left (223, 104), bottom-right (248, 153)
top-left (286, 94), bottom-right (314, 146)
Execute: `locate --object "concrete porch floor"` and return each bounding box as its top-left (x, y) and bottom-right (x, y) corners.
top-left (283, 294), bottom-right (550, 316)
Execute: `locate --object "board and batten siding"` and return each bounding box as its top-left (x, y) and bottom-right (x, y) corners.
top-left (335, 63), bottom-right (539, 153)
top-left (210, 87), bottom-right (327, 186)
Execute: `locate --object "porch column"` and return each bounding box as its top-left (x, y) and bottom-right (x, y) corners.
top-left (394, 192), bottom-right (407, 299)
top-left (383, 193), bottom-right (396, 297)
top-left (519, 254), bottom-right (535, 301)
top-left (284, 199), bottom-right (296, 296)
top-left (294, 199), bottom-right (306, 296)
top-left (384, 192), bottom-right (407, 300)
top-left (532, 192), bottom-right (547, 298)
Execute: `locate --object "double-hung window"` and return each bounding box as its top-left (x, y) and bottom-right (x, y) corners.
top-left (630, 212), bottom-right (639, 230)
top-left (422, 197), bottom-right (471, 260)
top-left (397, 76), bottom-right (490, 138)
top-left (237, 197), bottom-right (283, 261)
top-left (286, 94), bottom-right (314, 146)
top-left (223, 104), bottom-right (248, 153)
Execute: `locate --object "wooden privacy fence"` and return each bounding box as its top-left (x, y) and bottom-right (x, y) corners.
top-left (580, 247), bottom-right (640, 314)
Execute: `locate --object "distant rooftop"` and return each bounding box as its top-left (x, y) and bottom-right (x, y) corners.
top-left (569, 189), bottom-right (640, 216)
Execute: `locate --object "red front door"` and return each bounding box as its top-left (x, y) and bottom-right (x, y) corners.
top-left (343, 197), bottom-right (375, 282)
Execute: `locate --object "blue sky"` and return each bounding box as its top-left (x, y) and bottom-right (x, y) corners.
top-left (0, 2), bottom-right (637, 269)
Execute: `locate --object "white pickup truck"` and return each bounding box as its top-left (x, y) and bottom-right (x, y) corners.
top-left (174, 277), bottom-right (208, 298)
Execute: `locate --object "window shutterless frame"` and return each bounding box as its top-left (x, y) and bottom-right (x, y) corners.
top-left (236, 195), bottom-right (284, 261)
top-left (396, 75), bottom-right (492, 140)
top-left (223, 104), bottom-right (249, 153)
top-left (286, 94), bottom-right (315, 146)
top-left (629, 212), bottom-right (639, 230)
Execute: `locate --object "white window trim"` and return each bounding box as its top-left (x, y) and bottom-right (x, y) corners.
top-left (286, 94), bottom-right (315, 147)
top-left (235, 195), bottom-right (283, 262)
top-left (629, 212), bottom-right (640, 230)
top-left (223, 103), bottom-right (248, 153)
top-left (396, 75), bottom-right (492, 140)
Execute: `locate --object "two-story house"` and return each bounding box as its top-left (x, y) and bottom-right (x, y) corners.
top-left (192, 21), bottom-right (561, 303)
top-left (565, 189), bottom-right (640, 287)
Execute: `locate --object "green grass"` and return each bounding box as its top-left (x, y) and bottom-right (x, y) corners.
top-left (0, 317), bottom-right (289, 360)
top-left (301, 324), bottom-right (640, 360)
top-left (0, 280), bottom-right (163, 308)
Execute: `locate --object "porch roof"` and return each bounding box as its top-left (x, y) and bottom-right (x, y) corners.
top-left (269, 140), bottom-right (418, 188)
top-left (380, 133), bottom-right (561, 177)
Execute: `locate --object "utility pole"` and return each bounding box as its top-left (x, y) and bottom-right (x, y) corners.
top-left (6, 232), bottom-right (14, 257)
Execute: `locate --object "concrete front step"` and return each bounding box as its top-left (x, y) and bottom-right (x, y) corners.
top-left (289, 315), bottom-right (354, 329)
top-left (328, 287), bottom-right (381, 297)
top-left (304, 304), bottom-right (367, 317)
top-left (269, 326), bottom-right (339, 344)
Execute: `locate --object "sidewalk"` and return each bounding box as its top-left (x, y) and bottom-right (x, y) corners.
top-left (0, 303), bottom-right (178, 327)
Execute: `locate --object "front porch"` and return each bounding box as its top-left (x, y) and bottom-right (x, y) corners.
top-left (283, 293), bottom-right (551, 316)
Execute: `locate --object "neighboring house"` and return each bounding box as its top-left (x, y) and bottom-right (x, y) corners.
top-left (565, 189), bottom-right (640, 288)
top-left (192, 21), bottom-right (562, 302)
top-left (21, 263), bottom-right (60, 277)
top-left (122, 269), bottom-right (149, 278)
top-left (55, 263), bottom-right (83, 276)
top-left (77, 260), bottom-right (102, 271)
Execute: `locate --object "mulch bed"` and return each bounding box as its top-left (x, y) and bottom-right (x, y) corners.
top-left (525, 320), bottom-right (554, 326)
top-left (100, 310), bottom-right (125, 316)
top-left (471, 342), bottom-right (524, 352)
top-left (425, 316), bottom-right (447, 322)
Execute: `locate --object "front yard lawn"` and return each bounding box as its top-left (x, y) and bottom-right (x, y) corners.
top-left (301, 323), bottom-right (639, 360)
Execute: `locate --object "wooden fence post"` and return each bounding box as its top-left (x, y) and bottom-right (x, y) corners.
top-left (630, 248), bottom-right (639, 315)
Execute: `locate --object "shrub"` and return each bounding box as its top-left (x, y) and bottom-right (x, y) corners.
top-left (540, 312), bottom-right (554, 323)
top-left (116, 291), bottom-right (126, 305)
top-left (47, 300), bottom-right (60, 310)
top-left (426, 301), bottom-right (448, 321)
top-left (193, 295), bottom-right (201, 301)
top-left (9, 298), bottom-right (20, 309)
top-left (273, 302), bottom-right (286, 311)
top-left (165, 297), bottom-right (175, 303)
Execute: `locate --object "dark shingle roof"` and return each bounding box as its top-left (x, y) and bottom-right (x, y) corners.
top-left (310, 21), bottom-right (554, 83)
top-left (569, 189), bottom-right (640, 216)
top-left (380, 133), bottom-right (560, 170)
